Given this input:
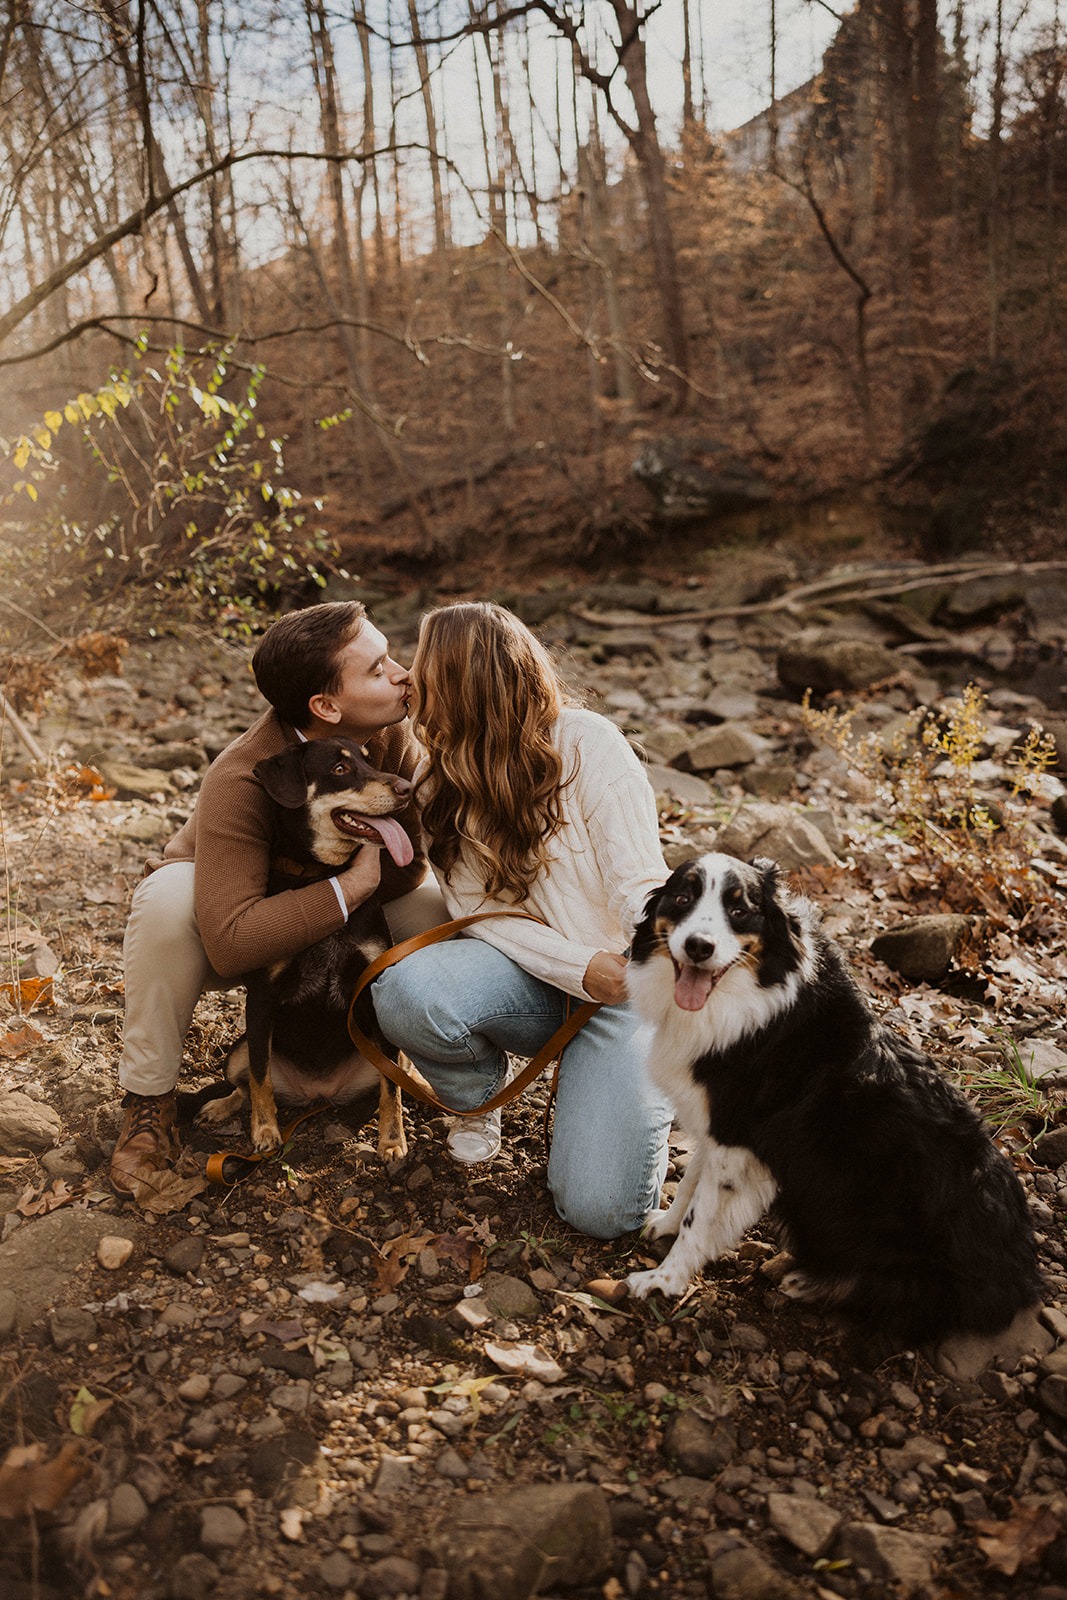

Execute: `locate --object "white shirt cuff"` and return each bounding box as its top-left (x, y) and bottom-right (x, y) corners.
top-left (330, 876), bottom-right (348, 919)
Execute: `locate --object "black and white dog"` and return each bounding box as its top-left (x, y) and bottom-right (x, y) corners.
top-left (625, 853), bottom-right (1041, 1344)
top-left (196, 737), bottom-right (413, 1162)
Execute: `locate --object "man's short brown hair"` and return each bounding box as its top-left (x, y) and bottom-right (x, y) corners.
top-left (252, 601), bottom-right (366, 728)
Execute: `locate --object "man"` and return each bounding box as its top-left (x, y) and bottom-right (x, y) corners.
top-left (111, 600), bottom-right (433, 1194)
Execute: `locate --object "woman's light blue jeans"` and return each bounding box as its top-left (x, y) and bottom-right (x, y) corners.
top-left (371, 939), bottom-right (672, 1240)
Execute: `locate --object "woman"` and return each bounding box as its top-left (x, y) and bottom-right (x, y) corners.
top-left (371, 602), bottom-right (672, 1240)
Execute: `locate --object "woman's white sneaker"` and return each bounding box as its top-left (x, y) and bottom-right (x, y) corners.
top-left (447, 1106), bottom-right (502, 1164)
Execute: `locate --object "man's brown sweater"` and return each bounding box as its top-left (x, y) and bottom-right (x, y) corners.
top-left (148, 710), bottom-right (425, 979)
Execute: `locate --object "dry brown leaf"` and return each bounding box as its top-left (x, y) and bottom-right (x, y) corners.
top-left (973, 1501), bottom-right (1064, 1576)
top-left (0, 1442), bottom-right (85, 1518)
top-left (17, 1178), bottom-right (76, 1217)
top-left (126, 1162), bottom-right (207, 1214)
top-left (0, 1022), bottom-right (43, 1059)
top-left (0, 976), bottom-right (54, 1011)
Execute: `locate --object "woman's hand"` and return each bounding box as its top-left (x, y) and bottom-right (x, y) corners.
top-left (582, 949), bottom-right (629, 1004)
top-left (336, 845), bottom-right (383, 912)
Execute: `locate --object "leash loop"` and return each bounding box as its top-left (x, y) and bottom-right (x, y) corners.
top-left (346, 911), bottom-right (601, 1118)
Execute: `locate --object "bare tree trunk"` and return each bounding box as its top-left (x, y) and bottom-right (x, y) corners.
top-left (305, 0), bottom-right (367, 464)
top-left (96, 0), bottom-right (213, 323)
top-left (407, 0), bottom-right (448, 257)
top-left (469, 0), bottom-right (515, 432)
top-left (353, 4), bottom-right (386, 283)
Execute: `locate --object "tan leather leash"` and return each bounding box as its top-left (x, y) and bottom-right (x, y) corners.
top-left (346, 910), bottom-right (601, 1121)
top-left (205, 911), bottom-right (600, 1184)
top-left (206, 1102), bottom-right (330, 1186)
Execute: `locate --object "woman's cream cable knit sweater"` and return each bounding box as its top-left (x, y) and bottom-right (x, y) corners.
top-left (429, 706), bottom-right (669, 1000)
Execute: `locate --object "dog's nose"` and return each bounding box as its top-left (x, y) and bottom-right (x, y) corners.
top-left (391, 777), bottom-right (412, 798)
top-left (683, 935), bottom-right (716, 964)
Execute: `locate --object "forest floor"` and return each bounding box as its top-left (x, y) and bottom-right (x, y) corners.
top-left (1, 543), bottom-right (1067, 1600)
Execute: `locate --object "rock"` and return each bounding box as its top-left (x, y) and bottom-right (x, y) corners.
top-left (702, 1531), bottom-right (803, 1599)
top-left (167, 1553), bottom-right (220, 1599)
top-left (0, 1288), bottom-right (17, 1338)
top-left (633, 437), bottom-right (772, 522)
top-left (430, 1482), bottom-right (612, 1600)
top-left (97, 1235), bottom-right (134, 1270)
top-left (108, 1482), bottom-right (149, 1534)
top-left (1038, 1374), bottom-right (1067, 1422)
top-left (664, 1412), bottom-right (737, 1476)
top-left (777, 634), bottom-right (900, 695)
top-left (678, 723), bottom-right (768, 773)
top-left (714, 803), bottom-right (837, 870)
top-left (935, 1303), bottom-right (1054, 1379)
top-left (165, 1235), bottom-right (206, 1275)
top-left (480, 1271), bottom-right (543, 1321)
top-left (834, 1522), bottom-right (945, 1590)
top-left (870, 914), bottom-right (971, 982)
top-left (1020, 1039), bottom-right (1067, 1080)
top-left (95, 758), bottom-right (174, 799)
top-left (362, 1554), bottom-right (422, 1596)
top-left (704, 687), bottom-right (760, 722)
top-left (767, 1493), bottom-right (843, 1558)
top-left (319, 1551), bottom-right (357, 1591)
top-left (374, 1454), bottom-right (415, 1496)
top-left (741, 763), bottom-right (797, 800)
top-left (0, 1209), bottom-right (137, 1331)
top-left (1048, 793), bottom-right (1067, 835)
top-left (642, 726), bottom-right (692, 765)
top-left (49, 1306), bottom-right (98, 1350)
top-left (198, 1504), bottom-right (247, 1551)
top-left (0, 1091), bottom-right (62, 1154)
top-left (645, 762), bottom-right (716, 808)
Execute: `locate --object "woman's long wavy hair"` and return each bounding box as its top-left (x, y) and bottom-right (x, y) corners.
top-left (412, 602), bottom-right (575, 903)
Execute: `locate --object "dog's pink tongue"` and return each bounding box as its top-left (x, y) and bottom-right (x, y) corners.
top-left (360, 816), bottom-right (414, 868)
top-left (674, 965), bottom-right (715, 1012)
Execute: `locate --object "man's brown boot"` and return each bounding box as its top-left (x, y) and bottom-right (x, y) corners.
top-left (110, 1091), bottom-right (178, 1196)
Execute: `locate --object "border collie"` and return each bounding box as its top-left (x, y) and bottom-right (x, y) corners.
top-left (624, 853), bottom-right (1041, 1344)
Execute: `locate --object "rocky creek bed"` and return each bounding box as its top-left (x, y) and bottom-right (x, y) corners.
top-left (1, 555), bottom-right (1067, 1600)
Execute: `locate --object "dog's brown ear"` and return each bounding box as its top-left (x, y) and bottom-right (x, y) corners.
top-left (254, 746), bottom-right (309, 808)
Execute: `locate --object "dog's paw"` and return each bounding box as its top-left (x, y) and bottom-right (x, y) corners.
top-left (195, 1093), bottom-right (244, 1127)
top-left (378, 1130), bottom-right (408, 1167)
top-left (251, 1123), bottom-right (283, 1154)
top-left (642, 1207), bottom-right (679, 1242)
top-left (779, 1268), bottom-right (823, 1303)
top-left (624, 1264), bottom-right (691, 1300)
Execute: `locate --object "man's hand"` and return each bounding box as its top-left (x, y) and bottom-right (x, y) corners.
top-left (336, 845), bottom-right (383, 913)
top-left (582, 949), bottom-right (628, 1004)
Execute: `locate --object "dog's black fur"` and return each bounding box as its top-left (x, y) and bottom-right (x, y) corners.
top-left (624, 852), bottom-right (1042, 1344)
top-left (196, 736), bottom-right (412, 1161)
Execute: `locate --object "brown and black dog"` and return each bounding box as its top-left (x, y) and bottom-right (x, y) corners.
top-left (196, 736), bottom-right (414, 1162)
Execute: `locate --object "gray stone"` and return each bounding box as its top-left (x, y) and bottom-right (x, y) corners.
top-left (778, 635), bottom-right (900, 695)
top-left (480, 1271), bottom-right (543, 1321)
top-left (714, 803), bottom-right (837, 871)
top-left (198, 1503), bottom-right (247, 1551)
top-left (679, 723), bottom-right (768, 773)
top-left (96, 758), bottom-right (174, 799)
top-left (0, 1091), bottom-right (62, 1154)
top-left (870, 914), bottom-right (971, 982)
top-left (430, 1482), bottom-right (612, 1600)
top-left (108, 1482), bottom-right (149, 1534)
top-left (1039, 1373), bottom-right (1067, 1422)
top-left (935, 1304), bottom-right (1052, 1379)
top-left (374, 1454), bottom-right (415, 1496)
top-left (641, 726), bottom-right (691, 765)
top-left (1020, 1039), bottom-right (1067, 1081)
top-left (0, 1288), bottom-right (17, 1338)
top-left (319, 1551), bottom-right (357, 1591)
top-left (167, 1552), bottom-right (220, 1600)
top-left (703, 1531), bottom-right (803, 1599)
top-left (0, 1209), bottom-right (136, 1332)
top-left (835, 1522), bottom-right (945, 1590)
top-left (164, 1235), bottom-right (206, 1275)
top-left (766, 1492), bottom-right (842, 1558)
top-left (664, 1411), bottom-right (737, 1477)
top-left (49, 1306), bottom-right (98, 1350)
top-left (362, 1556), bottom-right (423, 1598)
top-left (645, 762), bottom-right (715, 808)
